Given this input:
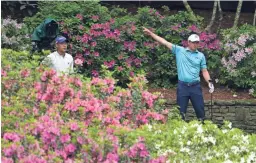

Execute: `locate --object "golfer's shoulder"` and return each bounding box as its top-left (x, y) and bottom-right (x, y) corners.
top-left (197, 51), bottom-right (206, 60)
top-left (47, 51), bottom-right (57, 59)
top-left (65, 53), bottom-right (73, 60)
top-left (172, 44), bottom-right (185, 54)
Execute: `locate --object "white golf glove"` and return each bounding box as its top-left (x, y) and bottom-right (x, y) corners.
top-left (208, 80), bottom-right (214, 93)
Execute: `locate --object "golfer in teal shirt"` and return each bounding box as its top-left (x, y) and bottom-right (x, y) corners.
top-left (143, 27), bottom-right (214, 121)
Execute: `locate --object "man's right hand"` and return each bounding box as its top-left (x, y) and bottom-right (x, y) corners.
top-left (142, 26), bottom-right (173, 50)
top-left (143, 27), bottom-right (152, 36)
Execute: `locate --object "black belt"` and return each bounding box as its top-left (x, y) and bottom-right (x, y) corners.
top-left (178, 80), bottom-right (200, 86)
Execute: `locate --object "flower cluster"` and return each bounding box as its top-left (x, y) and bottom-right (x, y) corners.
top-left (178, 24), bottom-right (221, 51)
top-left (1, 18), bottom-right (30, 50)
top-left (221, 34), bottom-right (254, 73)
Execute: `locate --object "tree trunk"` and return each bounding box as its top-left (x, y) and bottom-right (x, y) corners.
top-left (183, 0), bottom-right (197, 21)
top-left (233, 0), bottom-right (243, 28)
top-left (217, 0), bottom-right (223, 33)
top-left (253, 8), bottom-right (256, 26)
top-left (205, 0), bottom-right (218, 32)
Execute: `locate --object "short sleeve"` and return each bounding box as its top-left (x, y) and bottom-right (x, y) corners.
top-left (200, 55), bottom-right (207, 70)
top-left (171, 44), bottom-right (183, 56)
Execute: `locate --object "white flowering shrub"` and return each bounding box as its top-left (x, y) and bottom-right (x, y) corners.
top-left (1, 18), bottom-right (30, 51)
top-left (220, 24), bottom-right (256, 97)
top-left (121, 119), bottom-right (256, 162)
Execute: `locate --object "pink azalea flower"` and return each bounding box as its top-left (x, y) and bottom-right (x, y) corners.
top-left (106, 152), bottom-right (119, 162)
top-left (60, 134), bottom-right (71, 143)
top-left (188, 24), bottom-right (200, 33)
top-left (140, 150), bottom-right (149, 157)
top-left (124, 41), bottom-right (136, 52)
top-left (1, 69), bottom-right (7, 77)
top-left (3, 133), bottom-right (20, 142)
top-left (92, 70), bottom-right (99, 77)
top-left (91, 41), bottom-right (97, 47)
top-left (70, 122), bottom-right (79, 131)
top-left (93, 51), bottom-right (99, 57)
top-left (245, 47), bottom-right (253, 54)
top-left (129, 71), bottom-right (134, 77)
top-left (117, 66), bottom-right (124, 71)
top-left (76, 14), bottom-right (83, 20)
top-left (91, 15), bottom-right (99, 21)
top-left (131, 25), bottom-right (136, 31)
top-left (78, 25), bottom-right (84, 30)
top-left (77, 136), bottom-right (84, 144)
top-left (64, 143), bottom-right (76, 153)
top-left (74, 58), bottom-right (83, 66)
top-left (74, 78), bottom-right (82, 87)
top-left (1, 157), bottom-right (14, 163)
top-left (64, 101), bottom-right (78, 111)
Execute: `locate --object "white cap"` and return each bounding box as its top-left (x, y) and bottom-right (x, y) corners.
top-left (188, 34), bottom-right (200, 42)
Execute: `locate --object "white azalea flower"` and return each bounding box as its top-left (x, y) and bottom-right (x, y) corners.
top-left (162, 149), bottom-right (176, 156)
top-left (242, 135), bottom-right (249, 144)
top-left (249, 88), bottom-right (254, 95)
top-left (240, 146), bottom-right (249, 152)
top-left (180, 147), bottom-right (190, 153)
top-left (228, 122), bottom-right (232, 129)
top-left (202, 136), bottom-right (216, 145)
top-left (222, 129), bottom-right (228, 134)
top-left (240, 157), bottom-right (245, 163)
top-left (247, 152), bottom-right (256, 162)
top-left (155, 143), bottom-right (161, 150)
top-left (225, 153), bottom-right (229, 160)
top-left (146, 124), bottom-right (152, 131)
top-left (154, 130), bottom-right (162, 134)
top-left (231, 146), bottom-right (240, 154)
top-left (197, 125), bottom-right (203, 134)
top-left (192, 123), bottom-right (199, 127)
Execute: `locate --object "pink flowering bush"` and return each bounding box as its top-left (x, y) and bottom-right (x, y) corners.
top-left (24, 2), bottom-right (222, 88)
top-left (2, 49), bottom-right (256, 162)
top-left (1, 49), bottom-right (170, 162)
top-left (220, 24), bottom-right (256, 97)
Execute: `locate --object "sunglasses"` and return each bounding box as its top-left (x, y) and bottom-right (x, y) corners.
top-left (191, 41), bottom-right (199, 44)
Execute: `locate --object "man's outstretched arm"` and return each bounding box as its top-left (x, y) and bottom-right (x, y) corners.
top-left (143, 27), bottom-right (173, 50)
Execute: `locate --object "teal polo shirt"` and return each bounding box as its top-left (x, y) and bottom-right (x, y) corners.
top-left (171, 44), bottom-right (207, 83)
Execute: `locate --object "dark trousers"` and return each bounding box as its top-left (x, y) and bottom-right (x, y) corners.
top-left (177, 80), bottom-right (205, 120)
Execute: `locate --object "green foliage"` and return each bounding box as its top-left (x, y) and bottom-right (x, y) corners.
top-left (24, 1), bottom-right (110, 32)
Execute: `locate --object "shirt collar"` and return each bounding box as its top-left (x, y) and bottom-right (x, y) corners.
top-left (185, 47), bottom-right (199, 53)
top-left (56, 51), bottom-right (66, 58)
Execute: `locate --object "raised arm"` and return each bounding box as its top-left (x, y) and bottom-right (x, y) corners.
top-left (143, 27), bottom-right (173, 50)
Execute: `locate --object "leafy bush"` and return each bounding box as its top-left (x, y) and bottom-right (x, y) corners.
top-left (220, 24), bottom-right (256, 97)
top-left (1, 49), bottom-right (169, 162)
top-left (1, 18), bottom-right (30, 51)
top-left (2, 49), bottom-right (256, 162)
top-left (23, 1), bottom-right (111, 33)
top-left (25, 2), bottom-right (222, 88)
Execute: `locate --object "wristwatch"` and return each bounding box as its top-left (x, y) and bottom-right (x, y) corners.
top-left (208, 79), bottom-right (213, 83)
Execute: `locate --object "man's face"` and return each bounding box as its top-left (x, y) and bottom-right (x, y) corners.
top-left (56, 42), bottom-right (67, 52)
top-left (188, 41), bottom-right (199, 51)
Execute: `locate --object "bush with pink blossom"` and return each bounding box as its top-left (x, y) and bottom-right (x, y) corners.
top-left (24, 2), bottom-right (222, 88)
top-left (219, 24), bottom-right (256, 97)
